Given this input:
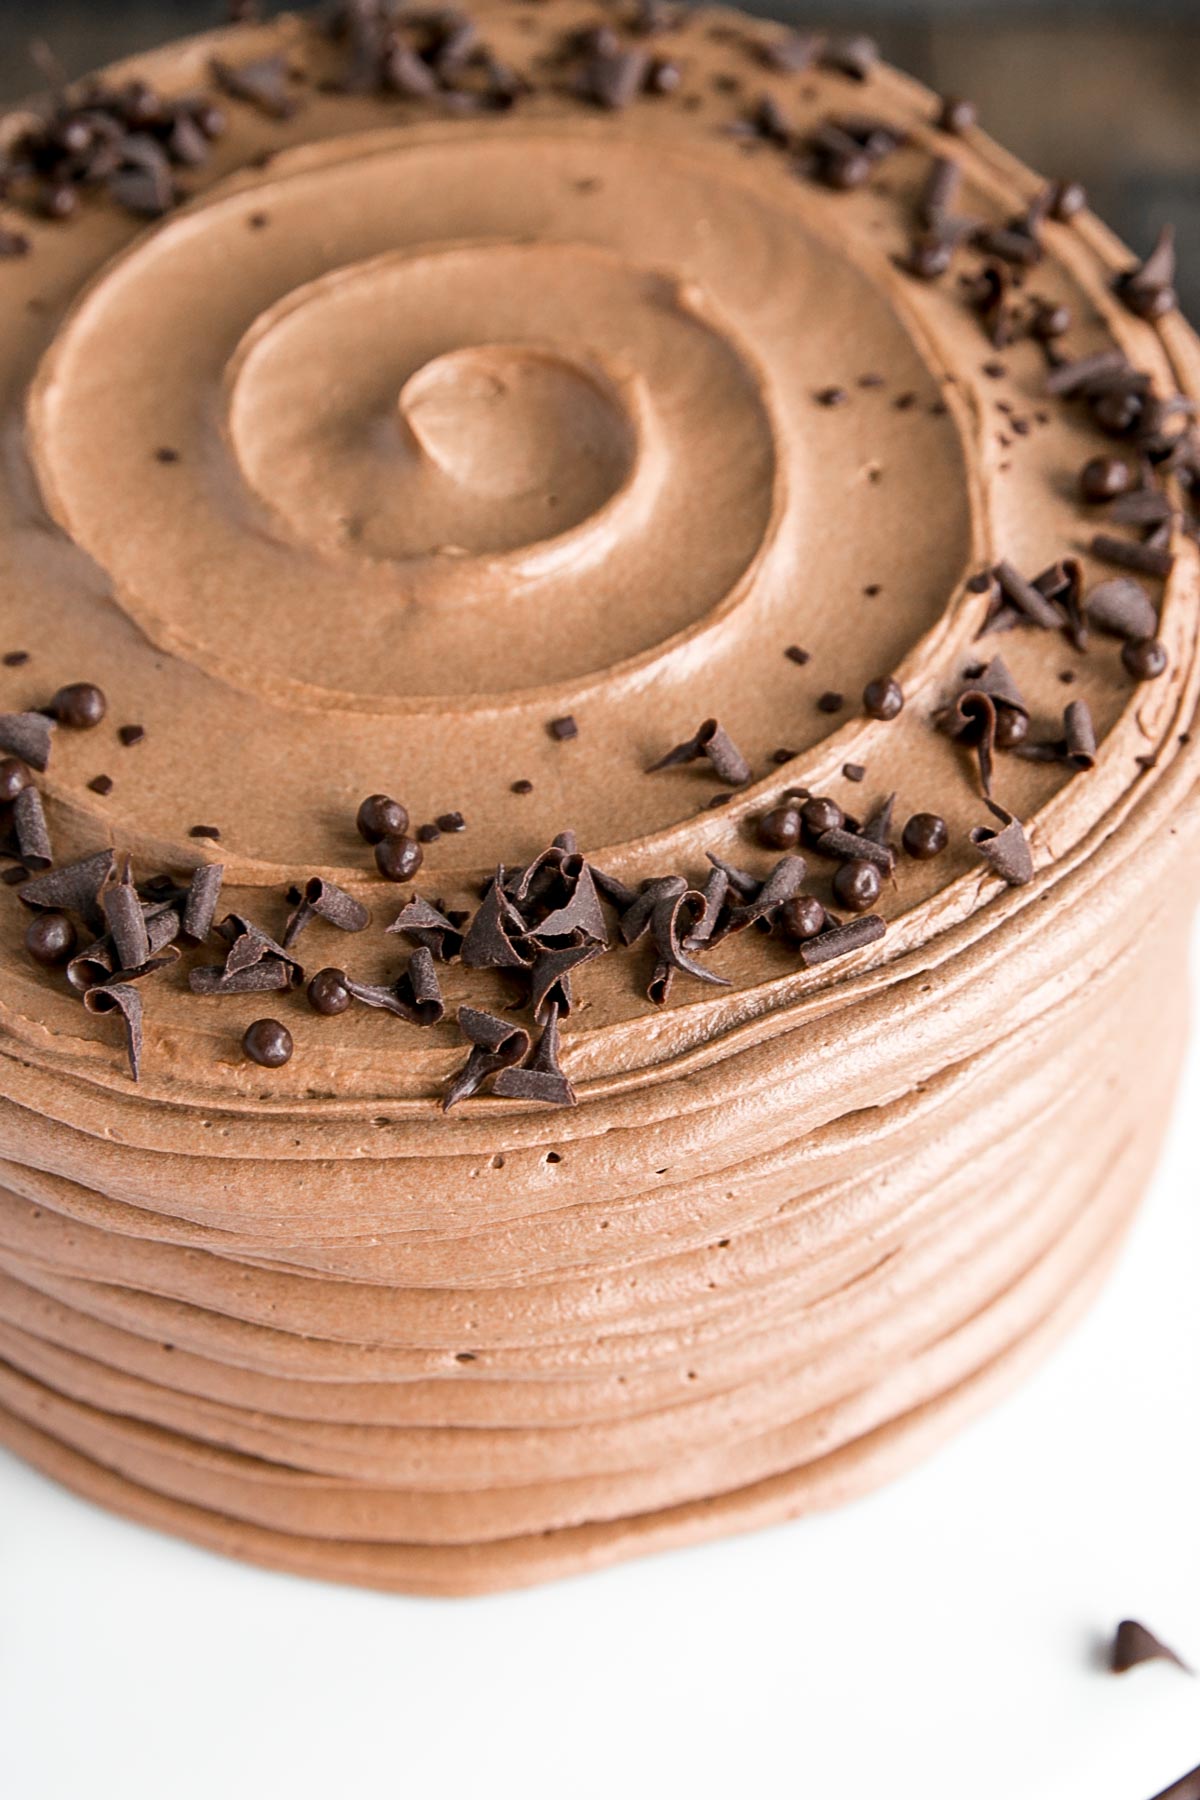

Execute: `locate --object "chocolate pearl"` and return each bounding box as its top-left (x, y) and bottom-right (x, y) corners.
top-left (781, 894), bottom-right (826, 942)
top-left (25, 910), bottom-right (76, 967)
top-left (1122, 637), bottom-right (1168, 682)
top-left (307, 967), bottom-right (351, 1016)
top-left (1079, 455), bottom-right (1134, 504)
top-left (51, 681), bottom-right (107, 729)
top-left (0, 757), bottom-right (31, 804)
top-left (1031, 301), bottom-right (1071, 341)
top-left (801, 796), bottom-right (844, 841)
top-left (1090, 389), bottom-right (1142, 437)
top-left (757, 805), bottom-right (802, 851)
top-left (356, 793), bottom-right (409, 844)
top-left (863, 676), bottom-right (904, 721)
top-left (1049, 179), bottom-right (1087, 222)
top-left (374, 835), bottom-right (423, 883)
top-left (242, 1018), bottom-right (293, 1068)
top-left (646, 58), bottom-right (681, 94)
top-left (937, 95), bottom-right (976, 135)
top-left (832, 858), bottom-right (882, 913)
top-left (993, 705), bottom-right (1029, 750)
top-left (902, 812), bottom-right (949, 860)
top-left (192, 101), bottom-right (227, 139)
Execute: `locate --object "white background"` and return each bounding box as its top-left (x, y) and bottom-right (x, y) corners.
top-left (2, 944), bottom-right (1199, 1800)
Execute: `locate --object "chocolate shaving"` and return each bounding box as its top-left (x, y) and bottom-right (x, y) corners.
top-left (493, 1003), bottom-right (576, 1106)
top-left (530, 940), bottom-right (602, 1018)
top-left (221, 918), bottom-right (301, 981)
top-left (649, 885), bottom-right (730, 994)
top-left (189, 961), bottom-right (291, 996)
top-left (1085, 576), bottom-right (1158, 641)
top-left (102, 858), bottom-right (150, 971)
top-left (0, 712), bottom-right (53, 771)
top-left (67, 939), bottom-right (115, 992)
top-left (862, 793), bottom-right (896, 848)
top-left (181, 863), bottom-right (224, 942)
top-left (213, 54), bottom-right (297, 118)
top-left (1110, 1619), bottom-right (1191, 1676)
top-left (13, 786), bottom-right (51, 870)
top-left (443, 1007), bottom-right (531, 1111)
top-left (19, 849), bottom-right (113, 917)
top-left (462, 872), bottom-right (533, 970)
top-left (970, 803), bottom-right (1033, 887)
top-left (819, 33), bottom-right (878, 80)
top-left (619, 876), bottom-right (686, 945)
top-left (1116, 224), bottom-right (1176, 311)
top-left (1108, 489), bottom-right (1174, 528)
top-left (396, 946), bottom-right (444, 1027)
top-left (994, 560), bottom-right (1065, 630)
top-left (815, 827), bottom-right (894, 872)
top-left (590, 865), bottom-right (638, 912)
top-left (343, 974), bottom-right (417, 1020)
top-left (284, 877), bottom-right (370, 945)
top-left (1044, 350), bottom-right (1130, 399)
top-left (919, 155), bottom-right (960, 225)
top-left (1090, 533), bottom-right (1175, 580)
top-left (704, 852), bottom-right (759, 898)
top-left (531, 861), bottom-right (607, 945)
top-left (82, 981), bottom-right (143, 1081)
top-left (580, 40), bottom-right (649, 110)
top-left (723, 855), bottom-right (808, 930)
top-left (683, 866), bottom-right (730, 950)
top-left (648, 719), bottom-right (751, 785)
top-left (386, 895), bottom-right (464, 961)
top-left (798, 915), bottom-right (886, 966)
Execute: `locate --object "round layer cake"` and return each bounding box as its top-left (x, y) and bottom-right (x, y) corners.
top-left (0, 1), bottom-right (1197, 1596)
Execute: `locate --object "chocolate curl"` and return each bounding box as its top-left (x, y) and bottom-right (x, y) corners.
top-left (0, 712), bottom-right (54, 771)
top-left (1035, 558), bottom-right (1086, 650)
top-left (1044, 350), bottom-right (1131, 399)
top-left (462, 873), bottom-right (533, 970)
top-left (798, 915), bottom-right (886, 967)
top-left (386, 896), bottom-right (464, 961)
top-left (943, 660), bottom-right (1028, 799)
top-left (1110, 1619), bottom-right (1191, 1676)
top-left (220, 917), bottom-right (302, 982)
top-left (284, 877), bottom-right (370, 946)
top-left (82, 981), bottom-right (143, 1081)
top-left (102, 858), bottom-right (150, 972)
top-left (649, 886), bottom-right (731, 1000)
top-left (67, 937), bottom-right (115, 992)
top-left (994, 560), bottom-right (1065, 630)
top-left (212, 53), bottom-right (297, 118)
top-left (397, 947), bottom-right (444, 1026)
top-left (704, 851), bottom-right (759, 898)
top-left (529, 941), bottom-right (603, 1018)
top-left (970, 802), bottom-right (1033, 887)
top-left (19, 849), bottom-right (113, 916)
top-left (590, 865), bottom-right (638, 912)
top-left (647, 718), bottom-right (751, 785)
top-left (581, 44), bottom-right (649, 110)
top-left (145, 905), bottom-right (182, 958)
top-left (443, 1008), bottom-right (531, 1111)
top-left (1085, 577), bottom-right (1158, 641)
top-left (493, 1004), bottom-right (577, 1107)
top-left (189, 961), bottom-right (292, 996)
top-left (723, 854), bottom-right (809, 929)
top-left (1090, 533), bottom-right (1175, 580)
top-left (181, 864), bottom-right (224, 942)
top-left (683, 866), bottom-right (730, 950)
top-left (862, 793), bottom-right (896, 848)
top-left (919, 154), bottom-right (960, 226)
top-left (531, 861), bottom-right (608, 946)
top-left (1063, 700), bottom-right (1097, 770)
top-left (619, 875), bottom-right (687, 945)
top-left (13, 786), bottom-right (51, 869)
top-left (1116, 224), bottom-right (1176, 312)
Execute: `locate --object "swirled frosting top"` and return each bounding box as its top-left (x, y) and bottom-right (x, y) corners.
top-left (0, 0), bottom-right (1198, 1121)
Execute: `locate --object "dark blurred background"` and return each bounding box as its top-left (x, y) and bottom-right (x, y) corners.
top-left (1, 0), bottom-right (1196, 312)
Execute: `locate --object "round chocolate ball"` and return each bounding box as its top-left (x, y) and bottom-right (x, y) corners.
top-left (25, 910), bottom-right (77, 967)
top-left (801, 796), bottom-right (844, 841)
top-left (902, 812), bottom-right (949, 860)
top-left (993, 705), bottom-right (1029, 750)
top-left (51, 681), bottom-right (107, 729)
top-left (242, 1018), bottom-right (293, 1068)
top-left (863, 676), bottom-right (904, 722)
top-left (0, 757), bottom-right (31, 804)
top-left (781, 895), bottom-right (826, 942)
top-left (1122, 637), bottom-right (1168, 682)
top-left (937, 95), bottom-right (977, 135)
top-left (356, 793), bottom-right (409, 845)
top-left (374, 835), bottom-right (424, 883)
top-left (1079, 455), bottom-right (1134, 504)
top-left (832, 859), bottom-right (882, 913)
top-left (757, 805), bottom-right (802, 851)
top-left (308, 967), bottom-right (352, 1016)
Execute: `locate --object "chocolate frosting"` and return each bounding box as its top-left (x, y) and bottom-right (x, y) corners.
top-left (0, 1), bottom-right (1198, 1592)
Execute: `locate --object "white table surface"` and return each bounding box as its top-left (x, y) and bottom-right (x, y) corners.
top-left (3, 933), bottom-right (1199, 1800)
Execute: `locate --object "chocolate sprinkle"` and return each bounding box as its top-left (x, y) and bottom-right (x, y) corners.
top-left (1110, 1619), bottom-right (1191, 1676)
top-left (970, 803), bottom-right (1033, 887)
top-left (815, 827), bottom-right (894, 873)
top-left (0, 712), bottom-right (54, 772)
top-left (798, 915), bottom-right (886, 966)
top-left (13, 786), bottom-right (51, 869)
top-left (443, 1007), bottom-right (531, 1111)
top-left (82, 980), bottom-right (143, 1081)
top-left (181, 864), bottom-right (224, 942)
top-left (1090, 533), bottom-right (1175, 580)
top-left (648, 718), bottom-right (751, 785)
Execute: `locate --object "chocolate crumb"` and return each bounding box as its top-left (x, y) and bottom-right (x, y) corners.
top-left (1110, 1619), bottom-right (1191, 1676)
top-left (117, 724), bottom-right (145, 746)
top-left (548, 715), bottom-right (578, 741)
top-left (785, 645), bottom-right (811, 665)
top-left (511, 779), bottom-right (533, 794)
top-left (87, 774), bottom-right (114, 795)
top-left (189, 825), bottom-right (222, 841)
